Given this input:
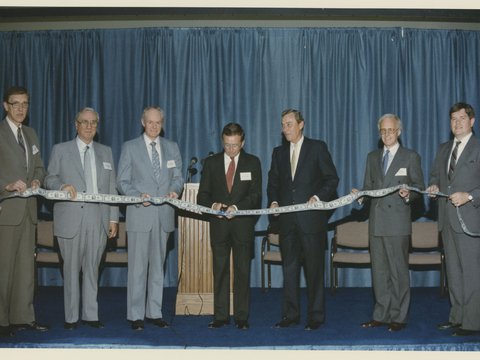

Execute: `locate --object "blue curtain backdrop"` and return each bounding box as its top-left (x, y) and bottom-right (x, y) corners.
top-left (1, 27), bottom-right (479, 288)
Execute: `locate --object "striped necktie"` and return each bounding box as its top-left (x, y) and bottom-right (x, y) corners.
top-left (448, 141), bottom-right (461, 180)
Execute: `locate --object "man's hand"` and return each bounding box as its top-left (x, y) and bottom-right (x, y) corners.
top-left (269, 202), bottom-right (279, 216)
top-left (61, 184), bottom-right (77, 200)
top-left (426, 185), bottom-right (439, 198)
top-left (5, 180), bottom-right (27, 193)
top-left (108, 222), bottom-right (118, 239)
top-left (449, 192), bottom-right (471, 207)
top-left (141, 193), bottom-right (151, 207)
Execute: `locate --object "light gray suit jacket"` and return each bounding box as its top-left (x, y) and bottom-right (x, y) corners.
top-left (429, 136), bottom-right (480, 233)
top-left (116, 135), bottom-right (184, 233)
top-left (44, 139), bottom-right (119, 238)
top-left (0, 119), bottom-right (46, 225)
top-left (363, 146), bottom-right (425, 237)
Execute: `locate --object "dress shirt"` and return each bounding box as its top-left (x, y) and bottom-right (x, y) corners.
top-left (143, 134), bottom-right (162, 168)
top-left (6, 116), bottom-right (29, 166)
top-left (383, 142), bottom-right (400, 173)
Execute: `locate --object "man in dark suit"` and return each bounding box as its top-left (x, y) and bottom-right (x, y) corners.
top-left (45, 107), bottom-right (119, 329)
top-left (353, 114), bottom-right (424, 332)
top-left (0, 86), bottom-right (48, 337)
top-left (427, 102), bottom-right (480, 336)
top-left (267, 109), bottom-right (339, 331)
top-left (117, 106), bottom-right (184, 331)
top-left (197, 123), bottom-right (262, 330)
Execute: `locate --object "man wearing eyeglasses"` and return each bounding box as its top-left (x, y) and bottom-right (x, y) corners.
top-left (0, 86), bottom-right (47, 337)
top-left (197, 123), bottom-right (262, 330)
top-left (353, 113), bottom-right (424, 332)
top-left (45, 107), bottom-right (119, 330)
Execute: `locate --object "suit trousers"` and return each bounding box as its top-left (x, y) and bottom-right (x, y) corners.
top-left (210, 223), bottom-right (252, 321)
top-left (0, 212), bottom-right (36, 326)
top-left (279, 224), bottom-right (326, 323)
top-left (442, 223), bottom-right (480, 331)
top-left (57, 204), bottom-right (106, 323)
top-left (127, 223), bottom-right (169, 321)
top-left (370, 235), bottom-right (410, 324)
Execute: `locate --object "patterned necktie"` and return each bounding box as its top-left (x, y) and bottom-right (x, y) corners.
top-left (382, 149), bottom-right (390, 175)
top-left (151, 141), bottom-right (161, 180)
top-left (17, 127), bottom-right (26, 153)
top-left (84, 145), bottom-right (94, 193)
top-left (291, 142), bottom-right (298, 179)
top-left (226, 156), bottom-right (235, 193)
top-left (448, 141), bottom-right (461, 180)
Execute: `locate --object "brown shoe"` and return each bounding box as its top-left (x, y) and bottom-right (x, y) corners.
top-left (388, 322), bottom-right (406, 332)
top-left (361, 320), bottom-right (387, 328)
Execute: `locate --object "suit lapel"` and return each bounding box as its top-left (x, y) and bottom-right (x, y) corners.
top-left (452, 136), bottom-right (478, 180)
top-left (69, 140), bottom-right (85, 181)
top-left (137, 136), bottom-right (156, 182)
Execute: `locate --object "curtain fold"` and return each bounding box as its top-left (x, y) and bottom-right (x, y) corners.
top-left (2, 27), bottom-right (479, 287)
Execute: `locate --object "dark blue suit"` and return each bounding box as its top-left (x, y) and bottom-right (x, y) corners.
top-left (267, 136), bottom-right (339, 324)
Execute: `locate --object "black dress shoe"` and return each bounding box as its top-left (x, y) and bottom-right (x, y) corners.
top-left (437, 321), bottom-right (461, 330)
top-left (131, 320), bottom-right (144, 331)
top-left (274, 317), bottom-right (300, 328)
top-left (82, 320), bottom-right (105, 329)
top-left (64, 322), bottom-right (78, 330)
top-left (146, 318), bottom-right (169, 328)
top-left (388, 322), bottom-right (406, 332)
top-left (0, 325), bottom-right (14, 337)
top-left (13, 321), bottom-right (49, 332)
top-left (304, 321), bottom-right (322, 331)
top-left (452, 328), bottom-right (480, 337)
top-left (361, 320), bottom-right (387, 328)
top-left (235, 320), bottom-right (249, 330)
top-left (208, 319), bottom-right (230, 329)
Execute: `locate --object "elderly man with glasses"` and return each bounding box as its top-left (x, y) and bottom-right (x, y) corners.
top-left (45, 107), bottom-right (119, 330)
top-left (352, 113), bottom-right (424, 332)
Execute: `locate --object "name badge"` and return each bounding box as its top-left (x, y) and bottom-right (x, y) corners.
top-left (32, 145), bottom-right (39, 155)
top-left (395, 168), bottom-right (407, 176)
top-left (167, 160), bottom-right (176, 168)
top-left (103, 162), bottom-right (112, 170)
top-left (240, 172), bottom-right (252, 181)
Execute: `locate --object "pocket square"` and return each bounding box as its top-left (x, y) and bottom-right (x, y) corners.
top-left (395, 168), bottom-right (407, 176)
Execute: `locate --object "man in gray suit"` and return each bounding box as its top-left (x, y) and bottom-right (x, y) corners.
top-left (117, 106), bottom-right (184, 331)
top-left (45, 107), bottom-right (119, 329)
top-left (427, 102), bottom-right (480, 337)
top-left (0, 86), bottom-right (48, 337)
top-left (353, 114), bottom-right (424, 332)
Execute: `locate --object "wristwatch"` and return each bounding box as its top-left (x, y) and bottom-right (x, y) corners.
top-left (468, 194), bottom-right (473, 202)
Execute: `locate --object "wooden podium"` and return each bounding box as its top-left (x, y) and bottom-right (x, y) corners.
top-left (175, 183), bottom-right (233, 315)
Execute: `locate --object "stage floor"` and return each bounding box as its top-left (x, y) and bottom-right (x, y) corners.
top-left (1, 286), bottom-right (479, 350)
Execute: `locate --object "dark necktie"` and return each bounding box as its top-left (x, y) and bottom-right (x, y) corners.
top-left (17, 127), bottom-right (26, 153)
top-left (448, 141), bottom-right (461, 180)
top-left (84, 145), bottom-right (94, 193)
top-left (151, 141), bottom-right (161, 180)
top-left (226, 157), bottom-right (235, 193)
top-left (382, 149), bottom-right (390, 175)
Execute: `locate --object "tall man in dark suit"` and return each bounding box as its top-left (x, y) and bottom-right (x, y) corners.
top-left (267, 109), bottom-right (339, 331)
top-left (427, 102), bottom-right (480, 336)
top-left (353, 114), bottom-right (424, 332)
top-left (45, 107), bottom-right (119, 329)
top-left (0, 86), bottom-right (48, 337)
top-left (197, 123), bottom-right (262, 330)
top-left (117, 106), bottom-right (184, 331)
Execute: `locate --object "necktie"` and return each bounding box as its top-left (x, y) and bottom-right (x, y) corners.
top-left (17, 127), bottom-right (26, 153)
top-left (291, 142), bottom-right (298, 179)
top-left (151, 141), bottom-right (161, 180)
top-left (382, 149), bottom-right (390, 175)
top-left (226, 156), bottom-right (235, 193)
top-left (84, 145), bottom-right (94, 193)
top-left (448, 141), bottom-right (461, 180)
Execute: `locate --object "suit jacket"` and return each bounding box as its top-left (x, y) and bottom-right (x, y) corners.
top-left (363, 146), bottom-right (425, 237)
top-left (117, 135), bottom-right (184, 233)
top-left (0, 119), bottom-right (45, 225)
top-left (44, 139), bottom-right (119, 238)
top-left (429, 136), bottom-right (480, 233)
top-left (197, 150), bottom-right (262, 234)
top-left (267, 137), bottom-right (339, 235)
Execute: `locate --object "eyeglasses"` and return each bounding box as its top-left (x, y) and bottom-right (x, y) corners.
top-left (379, 128), bottom-right (399, 136)
top-left (7, 102), bottom-right (29, 110)
top-left (77, 120), bottom-right (98, 127)
top-left (224, 143), bottom-right (241, 149)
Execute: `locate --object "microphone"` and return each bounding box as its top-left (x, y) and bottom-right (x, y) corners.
top-left (186, 156), bottom-right (198, 182)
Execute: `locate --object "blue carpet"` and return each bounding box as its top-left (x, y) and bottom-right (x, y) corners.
top-left (1, 287), bottom-right (479, 350)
